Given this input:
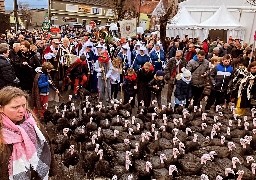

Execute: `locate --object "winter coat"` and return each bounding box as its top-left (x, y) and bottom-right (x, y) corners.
top-left (133, 54), bottom-right (151, 71)
top-left (150, 50), bottom-right (165, 72)
top-left (210, 63), bottom-right (233, 92)
top-left (148, 77), bottom-right (165, 94)
top-left (164, 57), bottom-right (187, 83)
top-left (0, 119), bottom-right (56, 180)
top-left (94, 60), bottom-right (113, 79)
top-left (186, 56), bottom-right (209, 87)
top-left (203, 74), bottom-right (212, 96)
top-left (118, 51), bottom-right (132, 70)
top-left (174, 79), bottom-right (192, 101)
top-left (227, 68), bottom-right (248, 99)
top-left (19, 51), bottom-right (41, 91)
top-left (185, 50), bottom-right (197, 62)
top-left (38, 72), bottom-right (50, 94)
top-left (239, 73), bottom-right (256, 108)
top-left (169, 46), bottom-right (177, 58)
top-left (66, 59), bottom-right (89, 80)
top-left (0, 55), bottom-right (17, 89)
top-left (137, 68), bottom-right (154, 107)
top-left (8, 49), bottom-right (22, 77)
top-left (123, 74), bottom-right (137, 96)
top-left (109, 67), bottom-right (121, 84)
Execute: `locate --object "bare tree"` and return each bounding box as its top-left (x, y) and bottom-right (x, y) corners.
top-left (158, 0), bottom-right (178, 51)
top-left (113, 0), bottom-right (139, 20)
top-left (18, 2), bottom-right (32, 29)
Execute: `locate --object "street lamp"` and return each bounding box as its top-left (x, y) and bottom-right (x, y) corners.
top-left (13, 0), bottom-right (19, 32)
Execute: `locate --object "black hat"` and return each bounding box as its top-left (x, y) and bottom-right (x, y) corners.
top-left (156, 70), bottom-right (165, 77)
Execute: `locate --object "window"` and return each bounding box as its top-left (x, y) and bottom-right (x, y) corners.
top-left (91, 7), bottom-right (102, 15)
top-left (92, 8), bottom-right (99, 14)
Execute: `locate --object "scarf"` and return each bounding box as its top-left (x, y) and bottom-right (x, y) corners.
top-left (125, 73), bottom-right (137, 81)
top-left (2, 113), bottom-right (51, 180)
top-left (181, 74), bottom-right (191, 84)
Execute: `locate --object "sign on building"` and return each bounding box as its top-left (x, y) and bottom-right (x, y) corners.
top-left (66, 4), bottom-right (79, 12)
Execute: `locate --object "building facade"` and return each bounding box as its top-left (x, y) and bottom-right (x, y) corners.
top-left (50, 0), bottom-right (115, 26)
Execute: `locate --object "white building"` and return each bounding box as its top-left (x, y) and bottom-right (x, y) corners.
top-left (178, 0), bottom-right (256, 43)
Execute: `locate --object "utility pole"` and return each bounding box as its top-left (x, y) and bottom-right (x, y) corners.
top-left (14, 0), bottom-right (19, 32)
top-left (48, 0), bottom-right (52, 23)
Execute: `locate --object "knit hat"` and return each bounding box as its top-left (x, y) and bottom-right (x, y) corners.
top-left (156, 70), bottom-right (165, 77)
top-left (181, 67), bottom-right (191, 77)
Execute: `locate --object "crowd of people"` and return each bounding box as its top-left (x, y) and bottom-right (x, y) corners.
top-left (0, 26), bottom-right (256, 179)
top-left (0, 28), bottom-right (255, 116)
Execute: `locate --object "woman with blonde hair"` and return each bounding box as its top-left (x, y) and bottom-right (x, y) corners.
top-left (0, 86), bottom-right (55, 180)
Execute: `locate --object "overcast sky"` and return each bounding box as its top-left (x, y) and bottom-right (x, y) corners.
top-left (5, 0), bottom-right (48, 10)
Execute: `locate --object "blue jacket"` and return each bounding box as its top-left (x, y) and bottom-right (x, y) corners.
top-left (210, 63), bottom-right (233, 92)
top-left (133, 54), bottom-right (150, 71)
top-left (150, 50), bottom-right (165, 72)
top-left (38, 73), bottom-right (50, 94)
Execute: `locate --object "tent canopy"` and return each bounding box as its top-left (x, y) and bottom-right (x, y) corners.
top-left (180, 0), bottom-right (254, 9)
top-left (198, 5), bottom-right (242, 30)
top-left (167, 6), bottom-right (198, 29)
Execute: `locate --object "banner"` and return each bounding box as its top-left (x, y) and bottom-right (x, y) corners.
top-left (119, 18), bottom-right (137, 38)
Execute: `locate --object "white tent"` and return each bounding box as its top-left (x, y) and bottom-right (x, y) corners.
top-left (179, 0), bottom-right (251, 42)
top-left (198, 5), bottom-right (242, 30)
top-left (166, 6), bottom-right (199, 39)
top-left (168, 6), bottom-right (198, 28)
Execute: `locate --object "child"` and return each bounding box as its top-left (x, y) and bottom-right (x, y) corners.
top-left (205, 54), bottom-right (233, 110)
top-left (32, 62), bottom-right (59, 116)
top-left (123, 68), bottom-right (137, 108)
top-left (148, 70), bottom-right (165, 108)
top-left (174, 67), bottom-right (192, 108)
top-left (110, 57), bottom-right (122, 103)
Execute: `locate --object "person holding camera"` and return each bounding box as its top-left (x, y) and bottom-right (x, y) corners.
top-left (0, 43), bottom-right (20, 89)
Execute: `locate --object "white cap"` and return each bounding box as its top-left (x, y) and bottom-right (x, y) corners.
top-left (139, 46), bottom-right (147, 51)
top-left (181, 67), bottom-right (191, 78)
top-left (122, 44), bottom-right (129, 50)
top-left (84, 41), bottom-right (93, 47)
top-left (96, 43), bottom-right (104, 48)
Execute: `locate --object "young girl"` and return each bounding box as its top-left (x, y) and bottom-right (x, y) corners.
top-left (123, 68), bottom-right (137, 108)
top-left (174, 67), bottom-right (192, 109)
top-left (110, 57), bottom-right (122, 102)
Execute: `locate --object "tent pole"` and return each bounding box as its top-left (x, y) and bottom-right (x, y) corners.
top-left (249, 10), bottom-right (256, 43)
